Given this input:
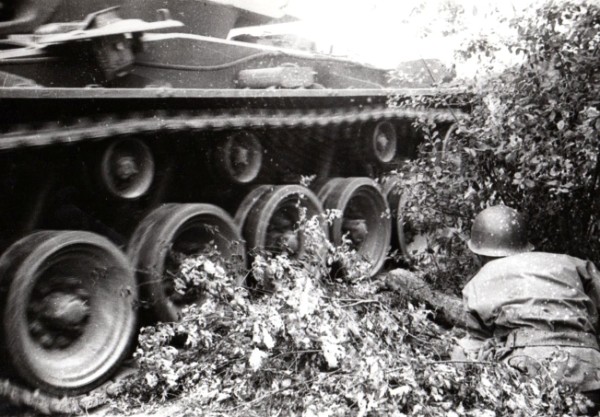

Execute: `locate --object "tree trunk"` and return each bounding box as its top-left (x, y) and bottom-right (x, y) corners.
top-left (382, 268), bottom-right (468, 328)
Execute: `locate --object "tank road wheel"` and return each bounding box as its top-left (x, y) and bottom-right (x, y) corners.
top-left (128, 204), bottom-right (245, 323)
top-left (0, 231), bottom-right (137, 395)
top-left (382, 178), bottom-right (415, 262)
top-left (366, 121), bottom-right (397, 165)
top-left (315, 177), bottom-right (346, 203)
top-left (233, 185), bottom-right (273, 229)
top-left (235, 185), bottom-right (327, 259)
top-left (99, 138), bottom-right (155, 199)
top-left (380, 177), bottom-right (417, 262)
top-left (214, 131), bottom-right (263, 184)
top-left (319, 177), bottom-right (392, 276)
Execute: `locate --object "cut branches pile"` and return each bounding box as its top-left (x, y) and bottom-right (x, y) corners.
top-left (115, 214), bottom-right (589, 416)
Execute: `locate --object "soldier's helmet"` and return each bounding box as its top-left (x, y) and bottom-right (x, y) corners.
top-left (467, 205), bottom-right (534, 257)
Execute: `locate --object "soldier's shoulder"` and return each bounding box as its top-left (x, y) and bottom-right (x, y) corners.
top-left (525, 251), bottom-right (586, 266)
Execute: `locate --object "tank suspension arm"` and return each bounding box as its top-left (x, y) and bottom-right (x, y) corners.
top-left (21, 172), bottom-right (55, 234)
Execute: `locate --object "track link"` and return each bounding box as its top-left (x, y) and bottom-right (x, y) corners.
top-left (0, 105), bottom-right (462, 151)
top-left (0, 372), bottom-right (130, 415)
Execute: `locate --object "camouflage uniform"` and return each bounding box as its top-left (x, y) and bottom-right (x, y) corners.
top-left (458, 252), bottom-right (600, 392)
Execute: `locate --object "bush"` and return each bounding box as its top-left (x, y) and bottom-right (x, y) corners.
top-left (391, 1), bottom-right (600, 293)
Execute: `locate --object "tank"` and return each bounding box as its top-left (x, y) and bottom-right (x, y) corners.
top-left (0, 0), bottom-right (460, 409)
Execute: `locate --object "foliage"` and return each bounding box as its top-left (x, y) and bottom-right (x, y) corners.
top-left (112, 3), bottom-right (600, 415)
top-left (118, 214), bottom-right (591, 416)
top-left (389, 1), bottom-right (600, 291)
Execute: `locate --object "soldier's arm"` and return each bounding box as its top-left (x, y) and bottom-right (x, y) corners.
top-left (577, 261), bottom-right (600, 332)
top-left (451, 309), bottom-right (494, 360)
top-left (464, 310), bottom-right (494, 339)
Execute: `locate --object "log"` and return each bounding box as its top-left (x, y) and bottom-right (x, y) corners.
top-left (382, 268), bottom-right (468, 328)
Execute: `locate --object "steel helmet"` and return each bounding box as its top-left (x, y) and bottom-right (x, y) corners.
top-left (467, 205), bottom-right (534, 257)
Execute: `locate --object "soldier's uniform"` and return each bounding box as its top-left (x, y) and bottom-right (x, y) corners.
top-left (460, 252), bottom-right (600, 392)
top-left (456, 205), bottom-right (600, 401)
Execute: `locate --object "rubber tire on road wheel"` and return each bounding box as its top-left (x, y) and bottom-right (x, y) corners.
top-left (128, 203), bottom-right (245, 323)
top-left (236, 185), bottom-right (327, 260)
top-left (0, 231), bottom-right (137, 395)
top-left (382, 177), bottom-right (402, 251)
top-left (319, 177), bottom-right (392, 277)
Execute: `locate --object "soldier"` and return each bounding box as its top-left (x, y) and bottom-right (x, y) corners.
top-left (454, 205), bottom-right (600, 407)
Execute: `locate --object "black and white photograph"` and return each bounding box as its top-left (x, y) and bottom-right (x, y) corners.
top-left (0, 0), bottom-right (599, 415)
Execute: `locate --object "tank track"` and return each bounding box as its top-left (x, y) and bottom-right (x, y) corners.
top-left (0, 104), bottom-right (461, 150)
top-left (0, 103), bottom-right (462, 415)
top-left (0, 367), bottom-right (135, 415)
